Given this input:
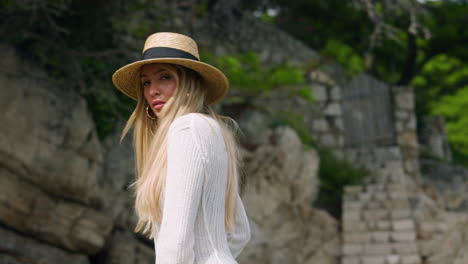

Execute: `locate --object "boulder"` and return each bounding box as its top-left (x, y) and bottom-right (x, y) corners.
top-left (0, 167), bottom-right (113, 254)
top-left (238, 126), bottom-right (339, 264)
top-left (0, 45), bottom-right (103, 206)
top-left (99, 123), bottom-right (137, 226)
top-left (0, 226), bottom-right (89, 264)
top-left (421, 159), bottom-right (468, 212)
top-left (104, 230), bottom-right (154, 264)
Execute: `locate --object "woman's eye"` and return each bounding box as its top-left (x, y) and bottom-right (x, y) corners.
top-left (142, 80), bottom-right (150, 87)
top-left (160, 74), bottom-right (171, 80)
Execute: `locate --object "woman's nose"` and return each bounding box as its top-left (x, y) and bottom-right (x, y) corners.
top-left (148, 84), bottom-right (160, 96)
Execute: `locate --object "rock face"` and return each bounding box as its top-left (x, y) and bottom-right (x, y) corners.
top-left (0, 167), bottom-right (112, 254)
top-left (0, 45), bottom-right (102, 207)
top-left (238, 126), bottom-right (340, 264)
top-left (421, 159), bottom-right (468, 212)
top-left (0, 45), bottom-right (153, 263)
top-left (0, 227), bottom-right (89, 264)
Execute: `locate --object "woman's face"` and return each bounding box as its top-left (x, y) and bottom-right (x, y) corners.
top-left (140, 64), bottom-right (177, 117)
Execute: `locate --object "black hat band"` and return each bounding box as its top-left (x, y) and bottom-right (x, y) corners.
top-left (141, 47), bottom-right (199, 61)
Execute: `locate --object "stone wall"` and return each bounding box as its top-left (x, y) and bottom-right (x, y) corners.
top-left (307, 70), bottom-right (345, 158)
top-left (307, 73), bottom-right (421, 180)
top-left (393, 86), bottom-right (420, 180)
top-left (420, 116), bottom-right (452, 162)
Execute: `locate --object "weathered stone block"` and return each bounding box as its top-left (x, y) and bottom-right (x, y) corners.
top-left (320, 134), bottom-right (338, 147)
top-left (371, 231), bottom-right (390, 243)
top-left (344, 221), bottom-right (367, 233)
top-left (406, 114), bottom-right (417, 130)
top-left (418, 237), bottom-right (441, 257)
top-left (345, 186), bottom-right (363, 194)
top-left (324, 103), bottom-right (342, 116)
top-left (417, 222), bottom-right (438, 240)
top-left (366, 201), bottom-right (383, 210)
top-left (393, 219), bottom-right (415, 231)
top-left (391, 209), bottom-right (411, 219)
top-left (344, 201), bottom-right (363, 210)
top-left (386, 255), bottom-right (400, 264)
top-left (401, 254), bottom-right (421, 264)
top-left (344, 232), bottom-right (371, 243)
top-left (395, 109), bottom-right (409, 120)
top-left (342, 256), bottom-right (361, 264)
top-left (334, 118), bottom-right (344, 130)
top-left (366, 184), bottom-right (384, 193)
top-left (360, 192), bottom-right (372, 202)
top-left (313, 84), bottom-right (328, 101)
top-left (396, 120), bottom-right (404, 133)
top-left (362, 256), bottom-right (385, 264)
top-left (374, 192), bottom-right (388, 201)
top-left (363, 243), bottom-right (392, 255)
top-left (389, 191), bottom-right (408, 200)
top-left (382, 199), bottom-right (409, 210)
top-left (312, 119), bottom-right (329, 132)
top-left (398, 131), bottom-right (418, 148)
top-left (395, 90), bottom-right (414, 110)
top-left (343, 211), bottom-right (362, 221)
top-left (343, 244), bottom-right (364, 256)
top-left (363, 209), bottom-right (389, 221)
top-left (330, 86), bottom-right (342, 100)
top-left (393, 242), bottom-right (418, 255)
top-left (391, 231), bottom-right (416, 242)
top-left (404, 160), bottom-right (419, 176)
top-left (376, 220), bottom-right (391, 231)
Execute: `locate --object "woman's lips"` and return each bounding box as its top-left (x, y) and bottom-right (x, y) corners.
top-left (152, 100), bottom-right (165, 110)
top-left (154, 103), bottom-right (165, 110)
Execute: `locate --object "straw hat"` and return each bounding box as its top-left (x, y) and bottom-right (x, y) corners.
top-left (112, 32), bottom-right (229, 104)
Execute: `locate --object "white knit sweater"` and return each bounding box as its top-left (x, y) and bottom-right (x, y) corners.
top-left (152, 113), bottom-right (251, 264)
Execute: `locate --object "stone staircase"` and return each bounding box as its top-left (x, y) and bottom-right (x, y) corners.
top-left (340, 156), bottom-right (468, 264)
top-left (341, 160), bottom-right (421, 264)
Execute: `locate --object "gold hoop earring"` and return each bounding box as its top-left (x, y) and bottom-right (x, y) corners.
top-left (146, 106), bottom-right (157, 120)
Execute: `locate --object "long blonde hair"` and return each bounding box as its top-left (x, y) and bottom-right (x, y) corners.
top-left (121, 63), bottom-right (240, 238)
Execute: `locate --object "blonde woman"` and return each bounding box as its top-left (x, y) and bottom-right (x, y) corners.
top-left (112, 32), bottom-right (251, 263)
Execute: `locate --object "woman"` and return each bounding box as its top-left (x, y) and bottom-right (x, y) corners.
top-left (112, 32), bottom-right (251, 264)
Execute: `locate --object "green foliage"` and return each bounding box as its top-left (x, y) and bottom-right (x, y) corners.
top-left (291, 86), bottom-right (315, 104)
top-left (412, 54), bottom-right (468, 167)
top-left (269, 110), bottom-right (312, 146)
top-left (315, 147), bottom-right (369, 218)
top-left (321, 39), bottom-right (366, 78)
top-left (202, 51), bottom-right (307, 98)
top-left (413, 54), bottom-right (466, 112)
top-left (203, 52), bottom-right (315, 141)
top-left (195, 0), bottom-right (210, 17)
top-left (430, 86), bottom-right (468, 166)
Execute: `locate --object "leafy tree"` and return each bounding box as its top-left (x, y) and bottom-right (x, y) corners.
top-left (412, 54), bottom-right (468, 165)
top-left (431, 87), bottom-right (468, 165)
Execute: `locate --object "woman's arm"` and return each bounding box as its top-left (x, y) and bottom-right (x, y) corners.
top-left (155, 117), bottom-right (205, 264)
top-left (227, 193), bottom-right (251, 258)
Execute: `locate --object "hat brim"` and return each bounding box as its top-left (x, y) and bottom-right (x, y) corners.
top-left (112, 58), bottom-right (229, 105)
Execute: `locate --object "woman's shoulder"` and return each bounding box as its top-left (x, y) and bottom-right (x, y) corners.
top-left (170, 113), bottom-right (220, 131)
